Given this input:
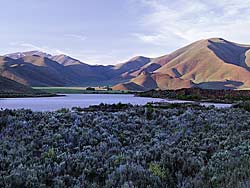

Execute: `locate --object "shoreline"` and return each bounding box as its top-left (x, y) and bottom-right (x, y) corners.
top-left (138, 95), bottom-right (233, 104)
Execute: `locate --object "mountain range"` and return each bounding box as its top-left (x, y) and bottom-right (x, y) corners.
top-left (1, 38), bottom-right (250, 91)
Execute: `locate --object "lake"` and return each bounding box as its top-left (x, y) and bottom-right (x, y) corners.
top-left (0, 94), bottom-right (231, 111)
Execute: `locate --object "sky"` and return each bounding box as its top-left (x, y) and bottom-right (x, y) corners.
top-left (0, 0), bottom-right (250, 65)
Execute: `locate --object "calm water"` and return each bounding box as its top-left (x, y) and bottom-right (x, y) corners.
top-left (0, 94), bottom-right (231, 111)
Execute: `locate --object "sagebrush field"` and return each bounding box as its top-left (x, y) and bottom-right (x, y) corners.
top-left (0, 103), bottom-right (250, 188)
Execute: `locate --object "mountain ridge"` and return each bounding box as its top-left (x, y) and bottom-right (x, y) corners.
top-left (2, 38), bottom-right (250, 90)
top-left (115, 38), bottom-right (250, 90)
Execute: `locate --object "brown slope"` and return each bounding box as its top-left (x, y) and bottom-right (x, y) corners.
top-left (133, 72), bottom-right (193, 90)
top-left (154, 38), bottom-right (250, 88)
top-left (117, 38), bottom-right (250, 91)
top-left (129, 62), bottom-right (161, 77)
top-left (154, 38), bottom-right (250, 71)
top-left (51, 54), bottom-right (88, 66)
top-left (113, 71), bottom-right (194, 91)
top-left (151, 73), bottom-right (194, 90)
top-left (128, 39), bottom-right (214, 78)
top-left (129, 71), bottom-right (158, 90)
top-left (112, 82), bottom-right (146, 91)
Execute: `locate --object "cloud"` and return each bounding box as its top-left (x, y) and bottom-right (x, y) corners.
top-left (70, 51), bottom-right (123, 65)
top-left (132, 33), bottom-right (167, 45)
top-left (65, 34), bottom-right (87, 41)
top-left (134, 0), bottom-right (250, 47)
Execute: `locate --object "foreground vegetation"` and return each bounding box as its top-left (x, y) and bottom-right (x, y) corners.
top-left (0, 103), bottom-right (250, 187)
top-left (137, 88), bottom-right (250, 103)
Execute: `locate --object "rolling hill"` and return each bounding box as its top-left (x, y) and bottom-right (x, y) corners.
top-left (0, 55), bottom-right (113, 86)
top-left (114, 38), bottom-right (250, 90)
top-left (0, 53), bottom-right (152, 87)
top-left (2, 38), bottom-right (250, 91)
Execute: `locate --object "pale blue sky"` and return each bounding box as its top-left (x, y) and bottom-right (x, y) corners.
top-left (1, 0), bottom-right (250, 64)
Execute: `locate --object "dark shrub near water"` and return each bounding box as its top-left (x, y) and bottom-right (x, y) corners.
top-left (138, 88), bottom-right (250, 103)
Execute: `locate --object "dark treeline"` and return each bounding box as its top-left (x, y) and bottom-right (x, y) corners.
top-left (137, 88), bottom-right (250, 103)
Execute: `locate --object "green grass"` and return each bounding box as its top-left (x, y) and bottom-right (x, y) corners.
top-left (33, 87), bottom-right (132, 94)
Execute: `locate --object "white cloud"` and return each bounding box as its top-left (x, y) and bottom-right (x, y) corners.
top-left (132, 33), bottom-right (169, 45)
top-left (71, 51), bottom-right (123, 65)
top-left (134, 0), bottom-right (250, 48)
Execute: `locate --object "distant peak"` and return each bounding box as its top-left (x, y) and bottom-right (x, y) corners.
top-left (129, 56), bottom-right (150, 61)
top-left (188, 37), bottom-right (231, 48)
top-left (51, 54), bottom-right (86, 66)
top-left (53, 54), bottom-right (79, 61)
top-left (5, 50), bottom-right (52, 59)
top-left (30, 51), bottom-right (53, 58)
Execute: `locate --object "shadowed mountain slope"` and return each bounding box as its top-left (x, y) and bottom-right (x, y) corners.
top-left (0, 75), bottom-right (49, 97)
top-left (113, 56), bottom-right (151, 75)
